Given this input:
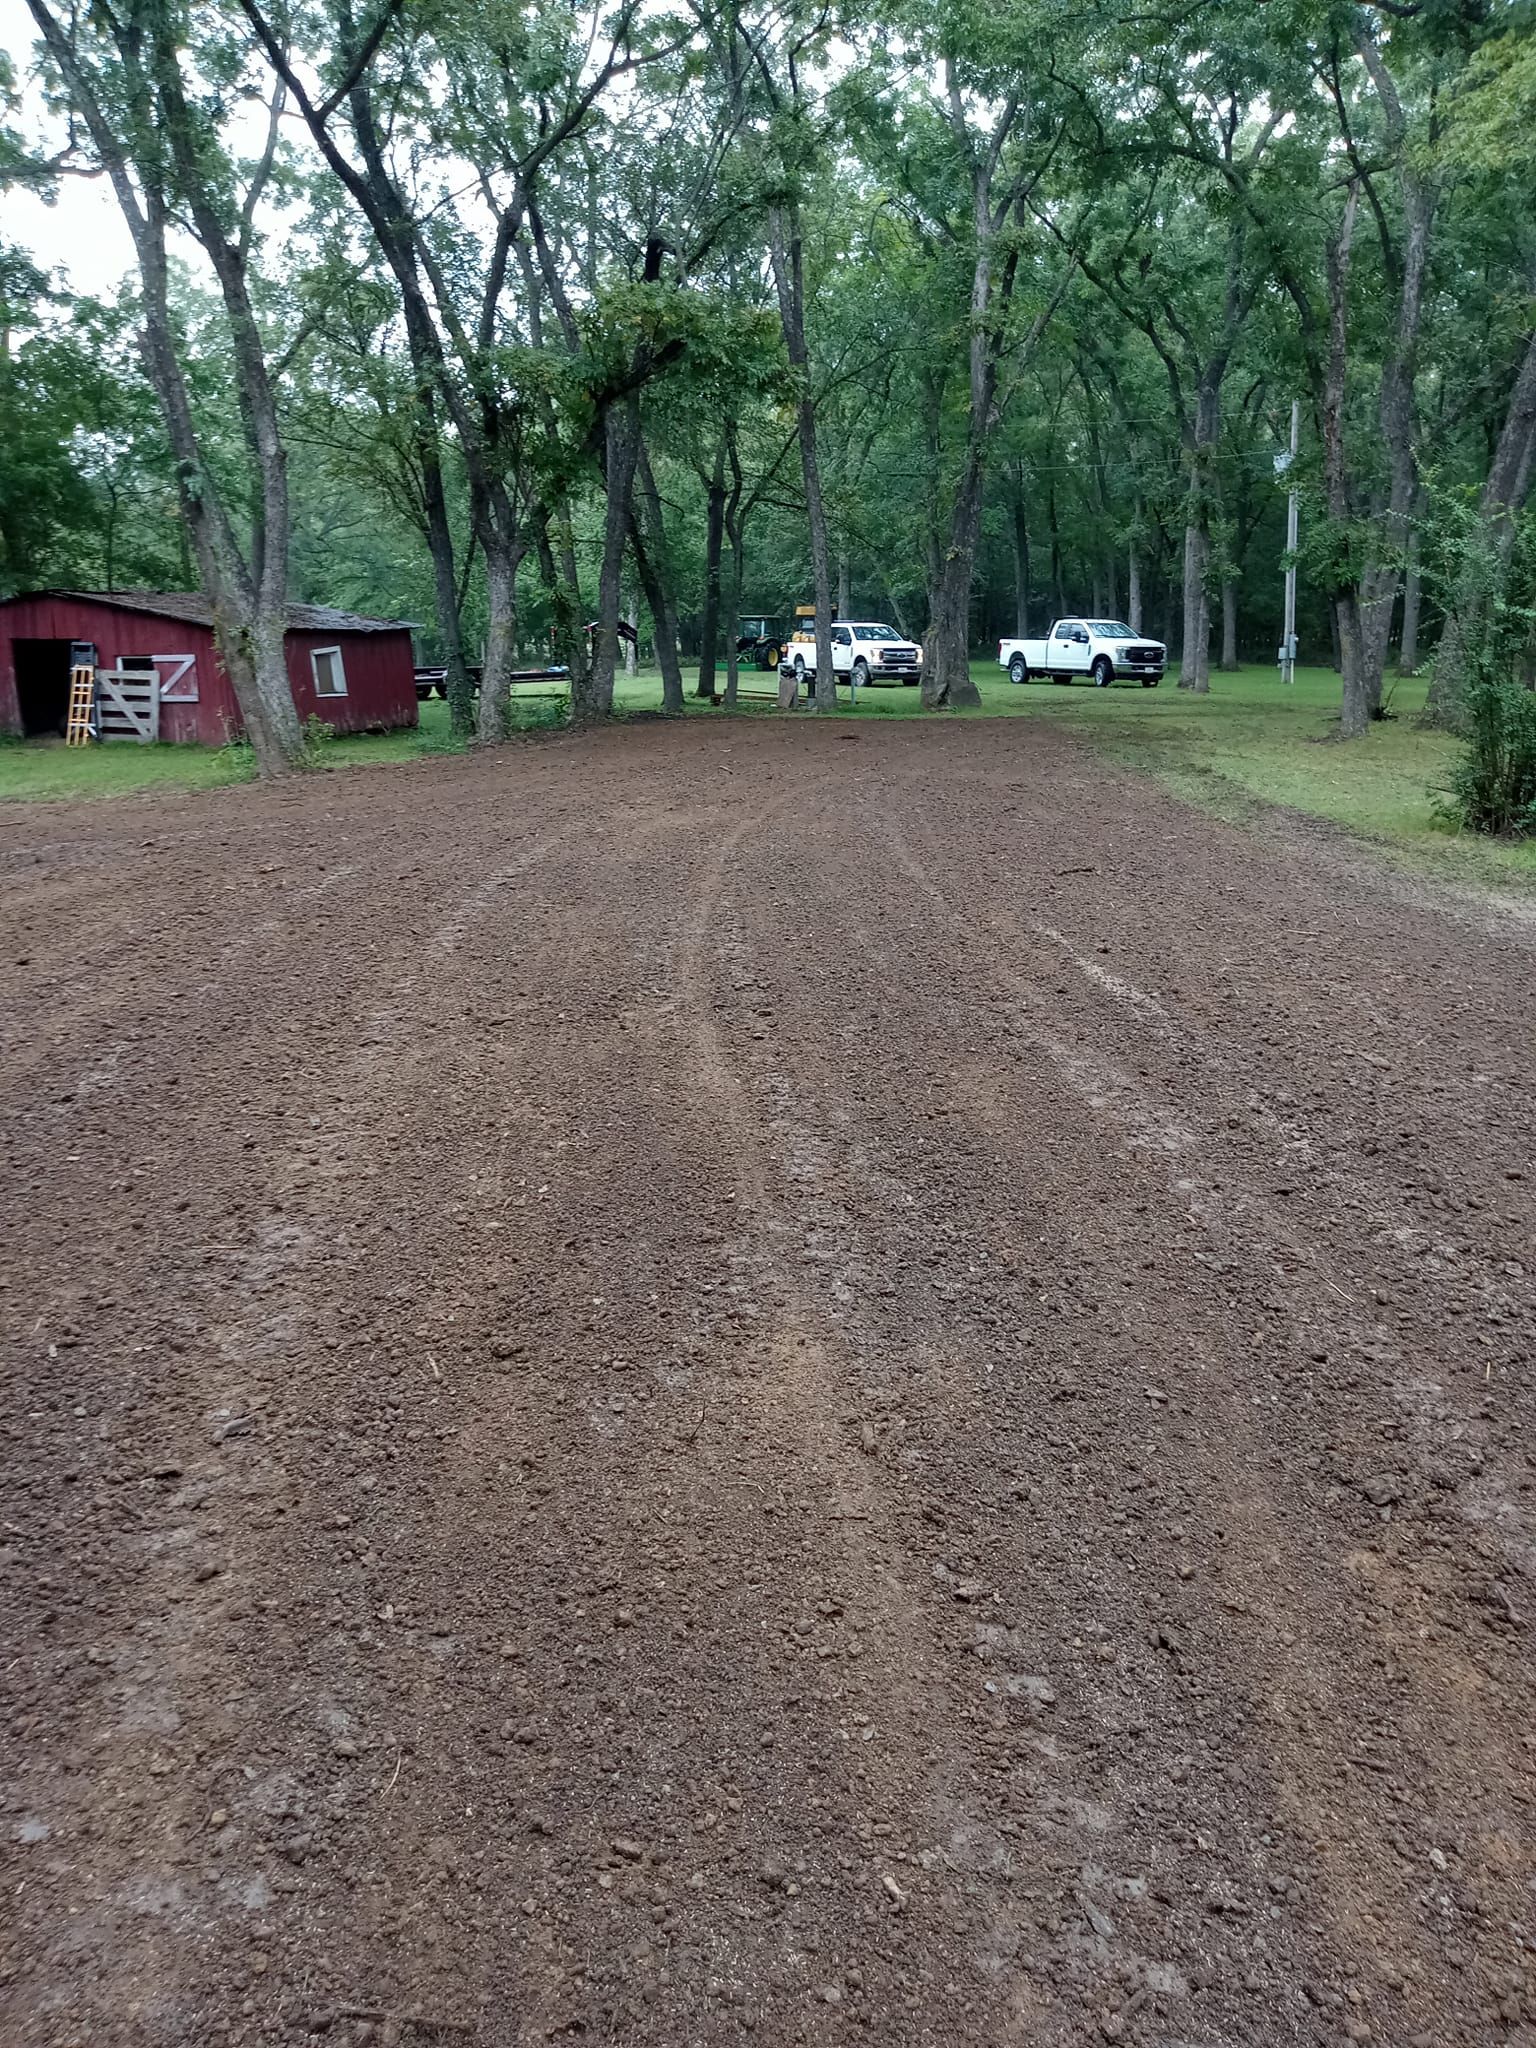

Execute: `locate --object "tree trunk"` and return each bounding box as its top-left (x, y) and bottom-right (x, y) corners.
top-left (922, 448), bottom-right (985, 709)
top-left (475, 541), bottom-right (520, 743)
top-left (1176, 378), bottom-right (1220, 693)
top-left (103, 482), bottom-right (117, 590)
top-left (724, 529), bottom-right (744, 707)
top-left (584, 394), bottom-right (640, 719)
top-left (1359, 559), bottom-right (1398, 711)
top-left (623, 601), bottom-right (638, 676)
top-left (1337, 590), bottom-right (1370, 737)
top-left (31, 0), bottom-right (306, 775)
top-left (769, 206), bottom-right (835, 712)
top-left (1323, 182), bottom-right (1369, 736)
top-left (463, 475), bottom-right (524, 743)
top-left (1176, 520), bottom-right (1211, 691)
top-left (723, 431), bottom-right (746, 708)
top-left (1048, 479), bottom-right (1065, 617)
top-left (1127, 545), bottom-right (1142, 633)
top-left (530, 503), bottom-right (588, 696)
top-left (1220, 578), bottom-right (1239, 670)
top-left (1425, 324), bottom-right (1536, 724)
top-left (420, 436), bottom-right (476, 735)
top-left (632, 526), bottom-right (683, 712)
top-left (1012, 491), bottom-right (1030, 637)
top-left (1356, 32), bottom-right (1432, 720)
top-left (837, 552), bottom-right (850, 620)
top-left (918, 69), bottom-right (1038, 714)
top-left (1091, 569), bottom-right (1106, 618)
top-left (138, 295), bottom-right (299, 775)
top-left (275, 46), bottom-right (494, 740)
top-left (1397, 524), bottom-right (1422, 675)
top-left (212, 597), bottom-right (302, 772)
top-left (148, 48), bottom-right (307, 772)
top-left (697, 437), bottom-right (726, 699)
top-left (634, 441), bottom-right (683, 713)
top-left (515, 243), bottom-right (588, 699)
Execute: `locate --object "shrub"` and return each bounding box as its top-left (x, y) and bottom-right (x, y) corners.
top-left (211, 733), bottom-right (256, 783)
top-left (510, 695), bottom-right (569, 733)
top-left (1436, 680), bottom-right (1536, 836)
top-left (301, 713), bottom-right (336, 762)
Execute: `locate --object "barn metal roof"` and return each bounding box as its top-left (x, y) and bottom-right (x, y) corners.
top-left (3, 589), bottom-right (413, 634)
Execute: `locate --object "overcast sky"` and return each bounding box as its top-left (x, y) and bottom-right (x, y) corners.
top-left (4, 0), bottom-right (145, 299)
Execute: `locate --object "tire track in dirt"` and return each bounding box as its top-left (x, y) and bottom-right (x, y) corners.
top-left (640, 775), bottom-right (1293, 2040)
top-left (660, 783), bottom-right (1005, 2032)
top-left (4, 720), bottom-right (1534, 2048)
top-left (858, 754), bottom-right (1535, 2044)
top-left (688, 789), bottom-right (1329, 2042)
top-left (626, 743), bottom-right (1528, 2043)
top-left (0, 804), bottom-right (595, 2043)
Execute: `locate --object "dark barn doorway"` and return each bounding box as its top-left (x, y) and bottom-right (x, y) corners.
top-left (13, 640), bottom-right (74, 737)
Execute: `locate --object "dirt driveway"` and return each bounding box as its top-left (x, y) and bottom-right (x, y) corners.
top-left (3, 718), bottom-right (1533, 2048)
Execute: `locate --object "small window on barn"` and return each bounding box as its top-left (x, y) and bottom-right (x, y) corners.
top-left (311, 646), bottom-right (347, 697)
top-left (120, 656), bottom-right (156, 672)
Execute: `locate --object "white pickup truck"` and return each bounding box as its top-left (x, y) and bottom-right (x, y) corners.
top-left (998, 619), bottom-right (1165, 688)
top-left (782, 619), bottom-right (923, 689)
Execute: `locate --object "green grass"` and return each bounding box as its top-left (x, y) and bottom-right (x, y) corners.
top-left (0, 695), bottom-right (539, 803)
top-left (982, 661), bottom-right (1536, 888)
top-left (0, 733), bottom-right (251, 802)
top-left (3, 660), bottom-right (1532, 892)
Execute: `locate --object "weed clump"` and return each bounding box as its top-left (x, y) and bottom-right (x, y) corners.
top-left (1435, 680), bottom-right (1536, 837)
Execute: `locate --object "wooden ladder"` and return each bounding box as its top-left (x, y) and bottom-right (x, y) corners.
top-left (65, 664), bottom-right (97, 747)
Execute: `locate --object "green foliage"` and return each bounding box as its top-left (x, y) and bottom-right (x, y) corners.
top-left (1441, 6), bottom-right (1536, 175)
top-left (5, 0), bottom-right (1535, 735)
top-left (211, 732), bottom-right (257, 783)
top-left (1436, 682), bottom-right (1536, 836)
top-left (301, 712), bottom-right (336, 762)
top-left (1422, 470), bottom-right (1536, 711)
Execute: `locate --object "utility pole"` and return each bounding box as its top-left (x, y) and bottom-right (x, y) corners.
top-left (1277, 400), bottom-right (1300, 685)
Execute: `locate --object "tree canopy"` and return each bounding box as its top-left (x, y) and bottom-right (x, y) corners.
top-left (3, 0), bottom-right (1533, 767)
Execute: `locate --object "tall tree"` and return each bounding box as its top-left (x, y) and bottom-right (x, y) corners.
top-left (26, 0), bottom-right (307, 772)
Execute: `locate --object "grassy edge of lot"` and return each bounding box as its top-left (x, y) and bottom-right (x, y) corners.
top-left (987, 664), bottom-right (1536, 890)
top-left (3, 659), bottom-right (1533, 891)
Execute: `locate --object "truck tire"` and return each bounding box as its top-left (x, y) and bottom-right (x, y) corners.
top-left (1092, 657), bottom-right (1114, 688)
top-left (1008, 653), bottom-right (1027, 685)
top-left (793, 653), bottom-right (806, 687)
top-left (853, 658), bottom-right (870, 689)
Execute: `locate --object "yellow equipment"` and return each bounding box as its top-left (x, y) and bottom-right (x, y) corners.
top-left (65, 663), bottom-right (97, 746)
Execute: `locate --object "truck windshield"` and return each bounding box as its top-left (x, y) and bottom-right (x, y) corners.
top-left (854, 625), bottom-right (900, 641)
top-left (1088, 621), bottom-right (1137, 637)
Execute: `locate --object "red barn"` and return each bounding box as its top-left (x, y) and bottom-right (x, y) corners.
top-left (0, 589), bottom-right (419, 745)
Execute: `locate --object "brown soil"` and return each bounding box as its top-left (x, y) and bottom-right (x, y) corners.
top-left (3, 717), bottom-right (1534, 2048)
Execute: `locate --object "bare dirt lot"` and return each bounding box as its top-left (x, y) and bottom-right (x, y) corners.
top-left (3, 717), bottom-right (1534, 2048)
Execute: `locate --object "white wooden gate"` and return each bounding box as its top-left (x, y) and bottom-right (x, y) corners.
top-left (151, 652), bottom-right (199, 701)
top-left (96, 667), bottom-right (160, 742)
